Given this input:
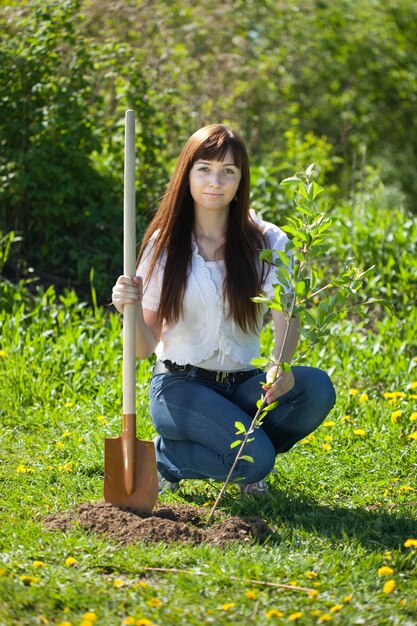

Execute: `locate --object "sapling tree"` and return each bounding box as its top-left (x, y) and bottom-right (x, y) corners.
top-left (206, 163), bottom-right (380, 525)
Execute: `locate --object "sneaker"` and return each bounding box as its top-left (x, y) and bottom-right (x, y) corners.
top-left (238, 479), bottom-right (269, 495)
top-left (157, 470), bottom-right (180, 494)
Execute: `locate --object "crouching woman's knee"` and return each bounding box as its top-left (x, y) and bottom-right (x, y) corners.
top-left (232, 433), bottom-right (276, 484)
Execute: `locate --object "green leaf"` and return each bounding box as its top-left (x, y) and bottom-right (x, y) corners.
top-left (259, 249), bottom-right (273, 263)
top-left (230, 440), bottom-right (242, 449)
top-left (263, 400), bottom-right (278, 412)
top-left (250, 356), bottom-right (270, 368)
top-left (310, 181), bottom-right (324, 200)
top-left (275, 250), bottom-right (291, 267)
top-left (234, 421), bottom-right (246, 434)
top-left (256, 396), bottom-right (265, 408)
top-left (298, 185), bottom-right (310, 200)
top-left (280, 176), bottom-right (300, 185)
top-left (240, 455), bottom-right (254, 463)
top-left (305, 163), bottom-right (316, 177)
top-left (252, 295), bottom-right (270, 304)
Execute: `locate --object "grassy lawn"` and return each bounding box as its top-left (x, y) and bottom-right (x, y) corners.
top-left (1, 199), bottom-right (417, 625)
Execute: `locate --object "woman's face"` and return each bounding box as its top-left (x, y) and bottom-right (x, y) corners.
top-left (188, 148), bottom-right (241, 215)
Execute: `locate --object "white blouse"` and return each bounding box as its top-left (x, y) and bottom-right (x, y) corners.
top-left (137, 212), bottom-right (289, 368)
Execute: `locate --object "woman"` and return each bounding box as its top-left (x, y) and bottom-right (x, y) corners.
top-left (112, 124), bottom-right (335, 495)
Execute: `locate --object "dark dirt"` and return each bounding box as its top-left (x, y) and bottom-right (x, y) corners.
top-left (43, 500), bottom-right (273, 546)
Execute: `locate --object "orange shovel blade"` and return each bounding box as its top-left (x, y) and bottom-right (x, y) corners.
top-left (104, 437), bottom-right (158, 512)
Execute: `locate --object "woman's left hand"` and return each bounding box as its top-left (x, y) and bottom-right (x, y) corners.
top-left (262, 365), bottom-right (295, 404)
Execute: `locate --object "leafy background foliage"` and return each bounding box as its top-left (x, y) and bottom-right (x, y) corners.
top-left (1, 0), bottom-right (417, 299)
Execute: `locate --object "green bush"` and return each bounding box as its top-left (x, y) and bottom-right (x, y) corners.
top-left (0, 0), bottom-right (170, 300)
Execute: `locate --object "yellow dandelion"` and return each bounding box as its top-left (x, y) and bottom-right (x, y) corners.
top-left (288, 612), bottom-right (303, 621)
top-left (414, 357), bottom-right (417, 363)
top-left (407, 432), bottom-right (417, 440)
top-left (399, 486), bottom-right (415, 492)
top-left (82, 612), bottom-right (97, 622)
top-left (353, 429), bottom-right (366, 436)
top-left (318, 615), bottom-right (332, 622)
top-left (58, 462), bottom-right (73, 472)
top-left (96, 415), bottom-right (107, 424)
top-left (382, 579), bottom-right (396, 594)
top-left (55, 441), bottom-right (65, 450)
top-left (323, 421), bottom-right (335, 427)
top-left (80, 621), bottom-right (93, 626)
top-left (410, 382), bottom-right (417, 389)
top-left (378, 566), bottom-right (394, 576)
top-left (113, 579), bottom-right (124, 587)
top-left (300, 434), bottom-right (315, 445)
top-left (19, 575), bottom-right (39, 585)
top-left (62, 431), bottom-right (73, 438)
top-left (404, 538), bottom-right (417, 548)
top-left (341, 414), bottom-right (351, 422)
top-left (16, 464), bottom-right (34, 474)
top-left (410, 394), bottom-right (417, 400)
top-left (305, 571), bottom-right (318, 579)
top-left (33, 561), bottom-right (45, 568)
top-left (147, 598), bottom-right (162, 608)
top-left (289, 580), bottom-right (298, 586)
top-left (410, 412), bottom-right (417, 422)
top-left (0, 568), bottom-right (6, 575)
top-left (0, 350), bottom-right (7, 358)
top-left (343, 595), bottom-right (352, 603)
top-left (64, 402), bottom-right (74, 408)
top-left (133, 580), bottom-right (149, 589)
top-left (266, 609), bottom-right (284, 618)
top-left (57, 622), bottom-right (72, 626)
top-left (322, 443), bottom-right (331, 452)
top-left (78, 436), bottom-right (86, 443)
top-left (39, 617), bottom-right (49, 625)
top-left (136, 620), bottom-right (153, 626)
top-left (391, 410), bottom-right (402, 424)
top-left (123, 618), bottom-right (136, 626)
top-left (311, 610), bottom-right (321, 617)
top-left (245, 590), bottom-right (257, 600)
top-left (324, 435), bottom-right (333, 442)
top-left (349, 388), bottom-right (359, 396)
top-left (359, 393), bottom-right (368, 404)
top-left (221, 603), bottom-right (235, 610)
top-left (64, 557), bottom-right (77, 566)
top-left (308, 590), bottom-right (319, 599)
top-left (313, 581), bottom-right (322, 587)
top-left (330, 605), bottom-right (343, 613)
top-left (384, 391), bottom-right (406, 399)
top-left (384, 551), bottom-right (391, 559)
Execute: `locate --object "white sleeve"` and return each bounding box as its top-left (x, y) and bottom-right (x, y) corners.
top-left (136, 238), bottom-right (164, 312)
top-left (260, 222), bottom-right (291, 300)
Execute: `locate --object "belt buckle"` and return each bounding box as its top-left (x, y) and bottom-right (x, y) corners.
top-left (216, 370), bottom-right (228, 383)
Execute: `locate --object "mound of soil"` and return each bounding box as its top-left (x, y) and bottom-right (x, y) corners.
top-left (44, 500), bottom-right (273, 546)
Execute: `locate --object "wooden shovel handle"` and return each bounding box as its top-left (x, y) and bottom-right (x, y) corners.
top-left (123, 110), bottom-right (136, 417)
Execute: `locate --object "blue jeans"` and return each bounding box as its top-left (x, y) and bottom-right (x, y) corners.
top-left (149, 366), bottom-right (336, 485)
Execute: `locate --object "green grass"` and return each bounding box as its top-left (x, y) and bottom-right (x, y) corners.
top-left (1, 199), bottom-right (417, 625)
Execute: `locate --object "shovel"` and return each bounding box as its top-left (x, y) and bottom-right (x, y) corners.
top-left (104, 109), bottom-right (158, 512)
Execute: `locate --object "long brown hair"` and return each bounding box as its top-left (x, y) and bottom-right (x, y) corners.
top-left (137, 124), bottom-right (268, 332)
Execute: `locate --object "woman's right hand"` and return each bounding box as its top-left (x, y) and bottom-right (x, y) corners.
top-left (111, 275), bottom-right (143, 314)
